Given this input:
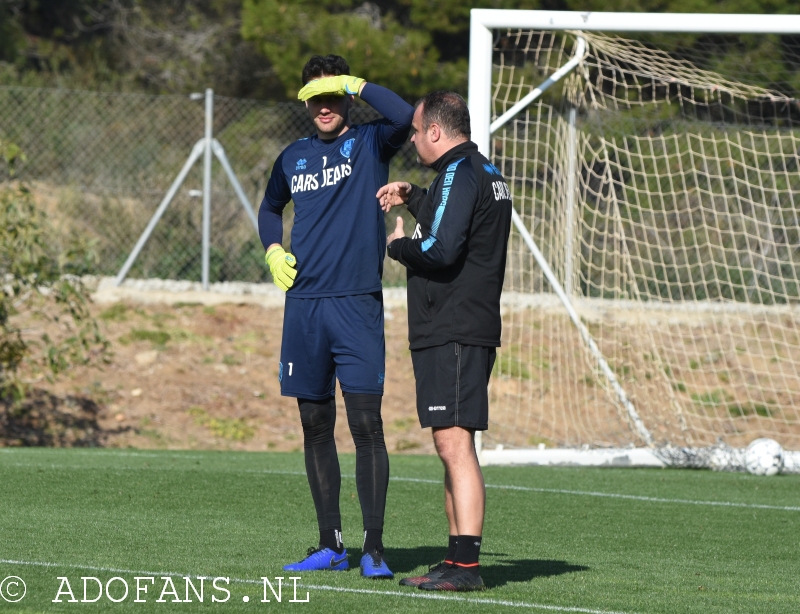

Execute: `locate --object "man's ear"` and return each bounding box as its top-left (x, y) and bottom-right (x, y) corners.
top-left (429, 124), bottom-right (441, 143)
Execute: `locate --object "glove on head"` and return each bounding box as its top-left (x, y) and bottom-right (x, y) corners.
top-left (298, 75), bottom-right (365, 101)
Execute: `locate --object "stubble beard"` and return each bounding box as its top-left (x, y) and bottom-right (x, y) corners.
top-left (415, 151), bottom-right (431, 167)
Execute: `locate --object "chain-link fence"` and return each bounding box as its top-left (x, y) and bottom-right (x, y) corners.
top-left (0, 86), bottom-right (434, 284)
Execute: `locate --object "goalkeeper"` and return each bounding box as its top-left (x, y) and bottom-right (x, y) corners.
top-left (258, 54), bottom-right (413, 579)
top-left (379, 91), bottom-right (512, 591)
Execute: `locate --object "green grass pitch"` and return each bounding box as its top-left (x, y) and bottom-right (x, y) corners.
top-left (1, 448), bottom-right (799, 613)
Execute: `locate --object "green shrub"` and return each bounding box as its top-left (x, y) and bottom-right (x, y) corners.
top-left (0, 141), bottom-right (108, 401)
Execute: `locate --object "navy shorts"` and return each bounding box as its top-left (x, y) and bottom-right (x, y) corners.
top-left (411, 342), bottom-right (496, 431)
top-left (279, 292), bottom-right (385, 399)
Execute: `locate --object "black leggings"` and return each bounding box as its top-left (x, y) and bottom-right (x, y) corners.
top-left (298, 393), bottom-right (389, 534)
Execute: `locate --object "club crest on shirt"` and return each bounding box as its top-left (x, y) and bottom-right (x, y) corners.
top-left (295, 158), bottom-right (307, 170)
top-left (340, 138), bottom-right (355, 158)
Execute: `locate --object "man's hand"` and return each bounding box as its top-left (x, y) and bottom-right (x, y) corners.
top-left (298, 75), bottom-right (366, 101)
top-left (387, 216), bottom-right (405, 245)
top-left (377, 181), bottom-right (412, 212)
top-left (265, 245), bottom-right (297, 291)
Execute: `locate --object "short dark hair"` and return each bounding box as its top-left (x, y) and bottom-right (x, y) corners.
top-left (415, 91), bottom-right (470, 140)
top-left (302, 55), bottom-right (350, 85)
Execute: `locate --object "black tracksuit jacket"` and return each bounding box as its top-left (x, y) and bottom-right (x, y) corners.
top-left (387, 140), bottom-right (512, 350)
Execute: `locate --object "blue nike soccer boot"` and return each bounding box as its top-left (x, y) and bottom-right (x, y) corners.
top-left (360, 550), bottom-right (394, 579)
top-left (283, 547), bottom-right (349, 572)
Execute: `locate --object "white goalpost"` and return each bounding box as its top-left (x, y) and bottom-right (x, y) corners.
top-left (468, 10), bottom-right (800, 471)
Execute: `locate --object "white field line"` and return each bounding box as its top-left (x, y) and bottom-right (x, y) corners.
top-left (0, 449), bottom-right (206, 460)
top-left (3, 460), bottom-right (799, 512)
top-left (389, 476), bottom-right (800, 512)
top-left (0, 558), bottom-right (632, 614)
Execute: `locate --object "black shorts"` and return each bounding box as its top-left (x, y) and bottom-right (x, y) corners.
top-left (411, 343), bottom-right (496, 431)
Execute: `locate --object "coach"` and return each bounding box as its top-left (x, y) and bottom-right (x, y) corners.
top-left (378, 91), bottom-right (512, 592)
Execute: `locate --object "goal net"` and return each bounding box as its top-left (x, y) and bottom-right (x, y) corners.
top-left (477, 13), bottom-right (800, 466)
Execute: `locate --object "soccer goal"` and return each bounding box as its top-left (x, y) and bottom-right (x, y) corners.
top-left (469, 10), bottom-right (800, 470)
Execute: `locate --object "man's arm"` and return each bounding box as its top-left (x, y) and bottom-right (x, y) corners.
top-left (377, 181), bottom-right (426, 218)
top-left (258, 151), bottom-right (299, 291)
top-left (405, 184), bottom-right (427, 218)
top-left (359, 83), bottom-right (414, 152)
top-left (258, 151), bottom-right (290, 250)
top-left (387, 160), bottom-right (477, 271)
top-left (298, 76), bottom-right (412, 156)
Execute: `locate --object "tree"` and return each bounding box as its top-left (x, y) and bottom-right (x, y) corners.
top-left (0, 140), bottom-right (108, 402)
top-left (0, 0), bottom-right (282, 98)
top-left (1, 0), bottom-right (797, 101)
top-left (240, 0), bottom-right (469, 99)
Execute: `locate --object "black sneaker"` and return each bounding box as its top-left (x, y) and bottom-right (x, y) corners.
top-left (399, 561), bottom-right (450, 587)
top-left (417, 564), bottom-right (485, 592)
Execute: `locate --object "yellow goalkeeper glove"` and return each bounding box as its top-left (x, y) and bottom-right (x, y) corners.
top-left (265, 246), bottom-right (297, 292)
top-left (297, 75), bottom-right (366, 101)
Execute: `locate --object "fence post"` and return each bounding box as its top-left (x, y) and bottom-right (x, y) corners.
top-left (202, 88), bottom-right (214, 290)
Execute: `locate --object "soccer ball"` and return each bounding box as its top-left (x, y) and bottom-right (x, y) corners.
top-left (744, 438), bottom-right (784, 476)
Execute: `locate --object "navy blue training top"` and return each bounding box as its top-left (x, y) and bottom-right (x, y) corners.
top-left (258, 84), bottom-right (413, 298)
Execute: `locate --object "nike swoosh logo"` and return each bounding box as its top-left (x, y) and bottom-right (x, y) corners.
top-left (330, 555), bottom-right (347, 567)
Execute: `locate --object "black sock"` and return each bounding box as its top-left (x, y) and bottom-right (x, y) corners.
top-left (445, 535), bottom-right (458, 564)
top-left (454, 535), bottom-right (482, 568)
top-left (319, 529), bottom-right (344, 554)
top-left (344, 393), bottom-right (389, 541)
top-left (298, 398), bottom-right (342, 550)
top-left (362, 528), bottom-right (383, 554)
